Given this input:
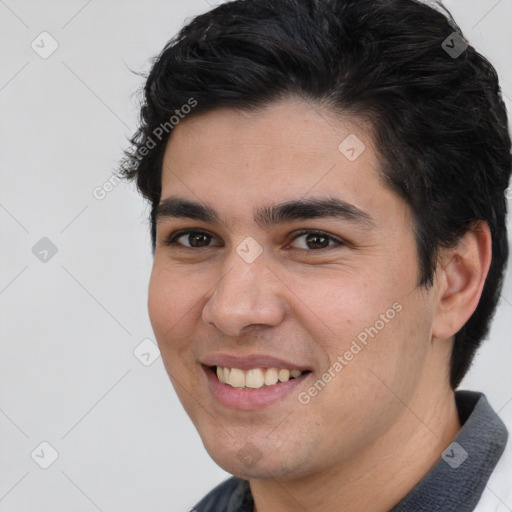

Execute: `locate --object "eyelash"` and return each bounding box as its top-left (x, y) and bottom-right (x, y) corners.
top-left (164, 229), bottom-right (346, 251)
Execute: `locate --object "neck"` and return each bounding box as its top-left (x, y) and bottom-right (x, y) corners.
top-left (250, 357), bottom-right (461, 512)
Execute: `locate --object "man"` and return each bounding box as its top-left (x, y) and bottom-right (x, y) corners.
top-left (119, 0), bottom-right (511, 510)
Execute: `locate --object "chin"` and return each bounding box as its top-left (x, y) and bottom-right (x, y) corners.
top-left (213, 454), bottom-right (301, 481)
top-left (202, 436), bottom-right (313, 481)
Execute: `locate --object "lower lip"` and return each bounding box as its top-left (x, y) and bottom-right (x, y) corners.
top-left (203, 366), bottom-right (311, 410)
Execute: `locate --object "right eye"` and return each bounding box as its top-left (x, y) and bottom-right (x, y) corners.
top-left (164, 229), bottom-right (220, 249)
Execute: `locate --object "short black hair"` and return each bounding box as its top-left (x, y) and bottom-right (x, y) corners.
top-left (119, 0), bottom-right (512, 389)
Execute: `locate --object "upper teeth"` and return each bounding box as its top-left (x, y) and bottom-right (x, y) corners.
top-left (216, 367), bottom-right (304, 389)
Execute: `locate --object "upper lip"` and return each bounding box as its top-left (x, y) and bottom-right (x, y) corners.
top-left (201, 353), bottom-right (312, 371)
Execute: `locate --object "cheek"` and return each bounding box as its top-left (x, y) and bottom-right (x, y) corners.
top-left (147, 267), bottom-right (172, 340)
top-left (147, 266), bottom-right (207, 410)
top-left (303, 262), bottom-right (429, 389)
top-left (147, 265), bottom-right (201, 357)
top-left (296, 271), bottom-right (396, 344)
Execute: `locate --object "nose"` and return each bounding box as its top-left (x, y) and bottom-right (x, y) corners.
top-left (201, 249), bottom-right (287, 338)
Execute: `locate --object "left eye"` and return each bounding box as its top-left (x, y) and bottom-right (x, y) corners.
top-left (288, 230), bottom-right (344, 250)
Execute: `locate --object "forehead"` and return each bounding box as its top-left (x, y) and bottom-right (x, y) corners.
top-left (163, 99), bottom-right (374, 168)
top-left (159, 98), bottom-right (401, 229)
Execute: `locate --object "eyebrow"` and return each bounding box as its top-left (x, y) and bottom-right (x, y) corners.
top-left (156, 196), bottom-right (375, 229)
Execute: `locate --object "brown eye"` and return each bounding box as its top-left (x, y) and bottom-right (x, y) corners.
top-left (289, 230), bottom-right (344, 251)
top-left (186, 232), bottom-right (211, 247)
top-left (305, 233), bottom-right (330, 249)
top-left (165, 230), bottom-right (218, 248)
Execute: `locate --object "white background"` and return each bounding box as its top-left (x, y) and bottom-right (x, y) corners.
top-left (0, 1), bottom-right (511, 511)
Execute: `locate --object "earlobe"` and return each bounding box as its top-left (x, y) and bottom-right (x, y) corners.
top-left (432, 222), bottom-right (492, 340)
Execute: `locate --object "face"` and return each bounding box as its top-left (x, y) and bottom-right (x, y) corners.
top-left (148, 98), bottom-right (439, 480)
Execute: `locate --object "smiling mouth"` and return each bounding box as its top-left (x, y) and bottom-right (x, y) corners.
top-left (211, 366), bottom-right (311, 389)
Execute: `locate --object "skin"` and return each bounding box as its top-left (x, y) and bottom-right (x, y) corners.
top-left (148, 98), bottom-right (491, 512)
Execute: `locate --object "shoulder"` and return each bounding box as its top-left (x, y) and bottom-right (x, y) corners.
top-left (472, 399), bottom-right (512, 512)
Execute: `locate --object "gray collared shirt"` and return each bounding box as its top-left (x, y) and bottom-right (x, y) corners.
top-left (192, 390), bottom-right (508, 512)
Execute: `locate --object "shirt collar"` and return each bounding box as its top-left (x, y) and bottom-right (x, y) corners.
top-left (390, 390), bottom-right (508, 511)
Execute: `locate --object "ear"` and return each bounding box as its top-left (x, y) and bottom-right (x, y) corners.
top-left (431, 221), bottom-right (492, 340)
